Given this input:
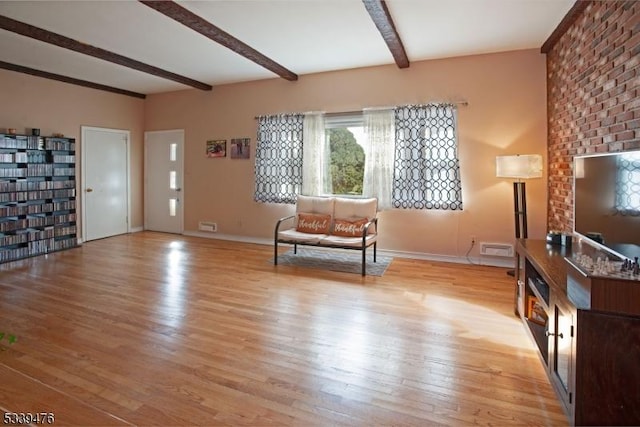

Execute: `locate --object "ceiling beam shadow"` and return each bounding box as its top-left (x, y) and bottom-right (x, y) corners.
top-left (0, 14), bottom-right (212, 91)
top-left (0, 61), bottom-right (146, 99)
top-left (362, 0), bottom-right (410, 69)
top-left (139, 0), bottom-right (298, 82)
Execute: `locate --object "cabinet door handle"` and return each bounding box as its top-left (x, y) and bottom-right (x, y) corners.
top-left (86, 188), bottom-right (93, 193)
top-left (545, 331), bottom-right (564, 339)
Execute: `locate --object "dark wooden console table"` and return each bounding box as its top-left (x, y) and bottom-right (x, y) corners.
top-left (515, 239), bottom-right (640, 426)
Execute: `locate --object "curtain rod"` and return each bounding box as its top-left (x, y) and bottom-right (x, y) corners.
top-left (254, 100), bottom-right (469, 119)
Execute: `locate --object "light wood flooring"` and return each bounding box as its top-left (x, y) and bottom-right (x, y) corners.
top-left (0, 232), bottom-right (566, 426)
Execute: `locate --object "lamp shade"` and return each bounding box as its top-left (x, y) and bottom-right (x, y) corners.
top-left (496, 154), bottom-right (543, 179)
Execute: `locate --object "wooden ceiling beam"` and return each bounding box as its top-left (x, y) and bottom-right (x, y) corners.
top-left (362, 0), bottom-right (409, 69)
top-left (0, 14), bottom-right (212, 91)
top-left (139, 0), bottom-right (298, 82)
top-left (0, 61), bottom-right (146, 99)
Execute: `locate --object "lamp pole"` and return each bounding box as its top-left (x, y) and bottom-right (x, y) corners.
top-left (496, 154), bottom-right (542, 277)
top-left (507, 180), bottom-right (528, 277)
top-left (513, 181), bottom-right (527, 239)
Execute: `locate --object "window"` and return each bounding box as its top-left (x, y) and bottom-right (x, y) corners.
top-left (616, 151), bottom-right (640, 214)
top-left (325, 114), bottom-right (365, 196)
top-left (254, 104), bottom-right (463, 210)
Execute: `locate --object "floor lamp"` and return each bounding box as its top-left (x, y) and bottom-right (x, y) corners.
top-left (496, 154), bottom-right (543, 276)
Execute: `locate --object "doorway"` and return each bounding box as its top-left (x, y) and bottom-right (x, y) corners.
top-left (81, 126), bottom-right (130, 242)
top-left (144, 130), bottom-right (184, 234)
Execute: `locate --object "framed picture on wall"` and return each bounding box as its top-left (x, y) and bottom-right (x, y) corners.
top-left (206, 139), bottom-right (226, 158)
top-left (230, 138), bottom-right (250, 159)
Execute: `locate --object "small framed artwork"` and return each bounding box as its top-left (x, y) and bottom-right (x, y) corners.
top-left (230, 138), bottom-right (250, 159)
top-left (206, 139), bottom-right (226, 158)
top-left (527, 296), bottom-right (548, 326)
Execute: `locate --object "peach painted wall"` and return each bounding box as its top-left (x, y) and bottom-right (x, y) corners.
top-left (144, 48), bottom-right (548, 261)
top-left (0, 69), bottom-right (145, 236)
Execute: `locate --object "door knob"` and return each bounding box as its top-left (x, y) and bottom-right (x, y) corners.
top-left (175, 188), bottom-right (182, 192)
top-left (86, 188), bottom-right (93, 193)
top-left (545, 331), bottom-right (564, 339)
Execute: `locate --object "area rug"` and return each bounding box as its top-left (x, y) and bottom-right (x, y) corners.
top-left (274, 247), bottom-right (392, 276)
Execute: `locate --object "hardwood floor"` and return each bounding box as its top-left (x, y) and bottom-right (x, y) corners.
top-left (0, 232), bottom-right (566, 426)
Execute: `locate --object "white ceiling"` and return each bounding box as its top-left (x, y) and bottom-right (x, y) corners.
top-left (0, 0), bottom-right (575, 96)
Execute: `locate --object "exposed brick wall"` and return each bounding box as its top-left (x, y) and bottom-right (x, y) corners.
top-left (547, 0), bottom-right (640, 233)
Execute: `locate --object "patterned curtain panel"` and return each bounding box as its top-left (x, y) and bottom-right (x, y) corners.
top-left (254, 114), bottom-right (304, 204)
top-left (615, 152), bottom-right (640, 215)
top-left (393, 104), bottom-right (463, 210)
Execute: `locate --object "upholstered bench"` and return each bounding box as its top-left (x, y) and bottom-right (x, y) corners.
top-left (274, 195), bottom-right (378, 275)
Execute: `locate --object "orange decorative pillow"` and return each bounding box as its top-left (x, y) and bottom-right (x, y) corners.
top-left (332, 218), bottom-right (369, 237)
top-left (296, 213), bottom-right (331, 234)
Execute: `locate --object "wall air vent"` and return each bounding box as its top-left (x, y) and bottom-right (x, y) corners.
top-left (479, 242), bottom-right (513, 257)
top-left (198, 221), bottom-right (217, 232)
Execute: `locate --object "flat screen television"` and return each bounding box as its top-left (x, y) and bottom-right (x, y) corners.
top-left (573, 150), bottom-right (640, 260)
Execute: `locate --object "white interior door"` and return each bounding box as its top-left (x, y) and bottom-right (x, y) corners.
top-left (81, 126), bottom-right (129, 242)
top-left (145, 130), bottom-right (184, 234)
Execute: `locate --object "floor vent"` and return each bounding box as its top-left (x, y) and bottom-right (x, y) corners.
top-left (479, 242), bottom-right (513, 257)
top-left (198, 221), bottom-right (217, 232)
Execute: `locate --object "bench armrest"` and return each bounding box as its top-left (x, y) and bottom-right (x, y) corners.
top-left (362, 217), bottom-right (378, 246)
top-left (274, 214), bottom-right (296, 265)
top-left (275, 214), bottom-right (296, 238)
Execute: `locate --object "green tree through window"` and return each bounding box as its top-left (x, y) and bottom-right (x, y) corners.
top-left (328, 127), bottom-right (365, 195)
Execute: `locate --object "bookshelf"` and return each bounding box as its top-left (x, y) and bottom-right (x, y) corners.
top-left (0, 133), bottom-right (78, 263)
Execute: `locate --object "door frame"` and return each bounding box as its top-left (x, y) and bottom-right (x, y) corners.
top-left (144, 129), bottom-right (185, 234)
top-left (80, 126), bottom-right (131, 243)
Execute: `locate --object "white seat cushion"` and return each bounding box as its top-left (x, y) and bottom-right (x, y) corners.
top-left (278, 228), bottom-right (328, 244)
top-left (334, 197), bottom-right (377, 219)
top-left (333, 197), bottom-right (378, 234)
top-left (319, 234), bottom-right (377, 248)
top-left (296, 195), bottom-right (335, 216)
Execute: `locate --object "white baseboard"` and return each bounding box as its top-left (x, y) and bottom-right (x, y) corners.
top-left (378, 249), bottom-right (515, 268)
top-left (78, 226), bottom-right (144, 244)
top-left (181, 231), bottom-right (514, 268)
top-left (183, 230), bottom-right (273, 246)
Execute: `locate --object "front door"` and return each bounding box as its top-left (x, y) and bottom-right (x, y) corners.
top-left (144, 130), bottom-right (184, 234)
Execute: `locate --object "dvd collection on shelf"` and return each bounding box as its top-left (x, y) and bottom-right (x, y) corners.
top-left (0, 132), bottom-right (78, 263)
